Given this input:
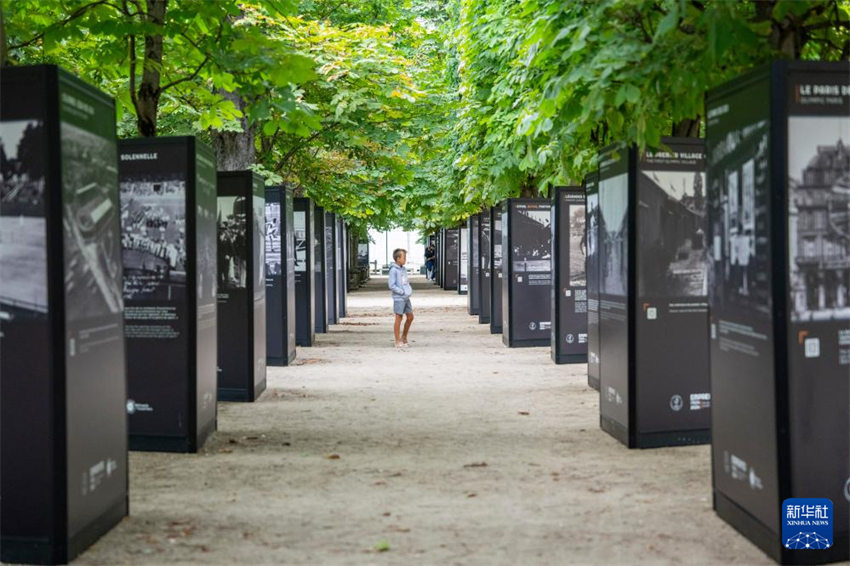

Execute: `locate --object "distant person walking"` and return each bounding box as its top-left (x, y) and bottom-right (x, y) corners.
top-left (425, 244), bottom-right (436, 280)
top-left (388, 248), bottom-right (414, 349)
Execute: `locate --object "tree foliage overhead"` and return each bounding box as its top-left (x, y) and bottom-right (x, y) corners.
top-left (3, 0), bottom-right (849, 233)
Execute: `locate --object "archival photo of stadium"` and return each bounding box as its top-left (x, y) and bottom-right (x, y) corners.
top-left (788, 116), bottom-right (850, 322)
top-left (218, 196), bottom-right (248, 290)
top-left (120, 177), bottom-right (187, 302)
top-left (0, 119), bottom-right (47, 318)
top-left (60, 121), bottom-right (123, 322)
top-left (638, 169), bottom-right (708, 298)
top-left (511, 204), bottom-right (551, 273)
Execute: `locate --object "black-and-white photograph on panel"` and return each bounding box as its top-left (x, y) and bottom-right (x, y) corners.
top-left (599, 173), bottom-right (628, 296)
top-left (266, 201), bottom-right (282, 277)
top-left (0, 119), bottom-right (47, 320)
top-left (253, 194), bottom-right (265, 301)
top-left (294, 209), bottom-right (307, 273)
top-left (120, 175), bottom-right (187, 302)
top-left (586, 192), bottom-right (599, 293)
top-left (637, 169), bottom-right (707, 297)
top-left (788, 116), bottom-right (850, 322)
top-left (511, 206), bottom-right (551, 273)
top-left (61, 121), bottom-right (123, 322)
top-left (710, 119), bottom-right (770, 315)
top-left (569, 203), bottom-right (587, 287)
top-left (218, 196), bottom-right (248, 290)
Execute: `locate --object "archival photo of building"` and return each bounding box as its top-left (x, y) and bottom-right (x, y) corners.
top-left (511, 204), bottom-right (551, 273)
top-left (599, 173), bottom-right (628, 296)
top-left (788, 116), bottom-right (850, 322)
top-left (638, 169), bottom-right (707, 298)
top-left (60, 121), bottom-right (123, 322)
top-left (120, 177), bottom-right (187, 301)
top-left (0, 119), bottom-right (47, 318)
top-left (218, 196), bottom-right (247, 290)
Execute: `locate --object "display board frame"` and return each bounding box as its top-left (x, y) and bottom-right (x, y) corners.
top-left (502, 198), bottom-right (553, 347)
top-left (265, 186), bottom-right (296, 365)
top-left (467, 215), bottom-right (480, 314)
top-left (216, 170), bottom-right (267, 402)
top-left (459, 225), bottom-right (469, 295)
top-left (707, 61), bottom-right (849, 565)
top-left (324, 211), bottom-right (338, 324)
top-left (443, 228), bottom-right (459, 290)
top-left (551, 186), bottom-right (588, 364)
top-left (118, 136), bottom-right (218, 451)
top-left (313, 205), bottom-right (328, 333)
top-left (585, 173), bottom-right (601, 389)
top-left (490, 205), bottom-right (504, 334)
top-left (596, 138), bottom-right (711, 449)
top-left (293, 197), bottom-right (316, 346)
top-left (479, 212), bottom-right (492, 324)
top-left (1, 64), bottom-right (128, 565)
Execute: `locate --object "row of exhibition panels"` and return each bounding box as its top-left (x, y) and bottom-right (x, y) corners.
top-left (0, 65), bottom-right (354, 565)
top-left (425, 62), bottom-right (849, 565)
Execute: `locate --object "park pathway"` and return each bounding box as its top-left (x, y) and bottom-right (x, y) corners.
top-left (78, 276), bottom-right (768, 565)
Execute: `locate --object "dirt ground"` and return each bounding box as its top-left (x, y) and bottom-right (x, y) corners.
top-left (77, 275), bottom-right (772, 565)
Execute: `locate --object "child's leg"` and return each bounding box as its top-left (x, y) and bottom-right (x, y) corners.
top-left (402, 312), bottom-right (414, 342)
top-left (394, 314), bottom-right (403, 345)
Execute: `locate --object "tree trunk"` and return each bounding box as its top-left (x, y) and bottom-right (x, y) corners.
top-left (210, 89), bottom-right (256, 170)
top-left (135, 0), bottom-right (167, 137)
top-left (672, 117), bottom-right (700, 138)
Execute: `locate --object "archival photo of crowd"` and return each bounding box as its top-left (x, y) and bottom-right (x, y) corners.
top-left (0, 119), bottom-right (47, 318)
top-left (788, 115), bottom-right (850, 322)
top-left (218, 196), bottom-right (248, 290)
top-left (266, 202), bottom-right (282, 277)
top-left (638, 169), bottom-right (708, 298)
top-left (708, 119), bottom-right (771, 315)
top-left (196, 182), bottom-right (217, 303)
top-left (569, 203), bottom-right (587, 287)
top-left (60, 121), bottom-right (123, 323)
top-left (511, 205), bottom-right (552, 273)
top-left (120, 177), bottom-right (187, 302)
top-left (599, 173), bottom-right (628, 296)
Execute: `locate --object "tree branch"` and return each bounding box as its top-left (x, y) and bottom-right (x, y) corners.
top-left (9, 0), bottom-right (114, 50)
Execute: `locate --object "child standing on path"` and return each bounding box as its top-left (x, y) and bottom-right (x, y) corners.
top-left (388, 248), bottom-right (414, 349)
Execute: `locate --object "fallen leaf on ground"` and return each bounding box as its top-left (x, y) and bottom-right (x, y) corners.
top-left (217, 448), bottom-right (232, 454)
top-left (466, 492), bottom-right (477, 498)
top-left (374, 540), bottom-right (391, 552)
top-left (327, 454), bottom-right (341, 460)
top-left (518, 411), bottom-right (530, 416)
top-left (463, 462), bottom-right (488, 468)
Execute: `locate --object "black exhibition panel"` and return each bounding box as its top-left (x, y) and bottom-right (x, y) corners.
top-left (334, 216), bottom-right (348, 322)
top-left (313, 205), bottom-right (328, 333)
top-left (467, 215), bottom-right (481, 315)
top-left (502, 198), bottom-right (553, 347)
top-left (551, 186), bottom-right (588, 364)
top-left (439, 228), bottom-right (447, 288)
top-left (585, 173), bottom-right (601, 389)
top-left (490, 204), bottom-right (504, 334)
top-left (459, 224), bottom-right (469, 295)
top-left (0, 65), bottom-right (128, 565)
top-left (325, 211), bottom-right (338, 324)
top-left (265, 187), bottom-right (296, 365)
top-left (293, 197), bottom-right (316, 346)
top-left (596, 139), bottom-right (711, 449)
top-left (216, 171), bottom-right (267, 402)
top-left (706, 61), bottom-right (849, 565)
top-left (479, 212), bottom-right (492, 324)
top-left (118, 136), bottom-right (218, 452)
top-left (443, 228), bottom-right (460, 290)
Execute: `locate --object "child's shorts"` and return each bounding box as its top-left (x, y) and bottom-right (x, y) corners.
top-left (393, 297), bottom-right (413, 315)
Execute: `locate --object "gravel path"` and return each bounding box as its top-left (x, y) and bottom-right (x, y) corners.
top-left (77, 275), bottom-right (770, 565)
